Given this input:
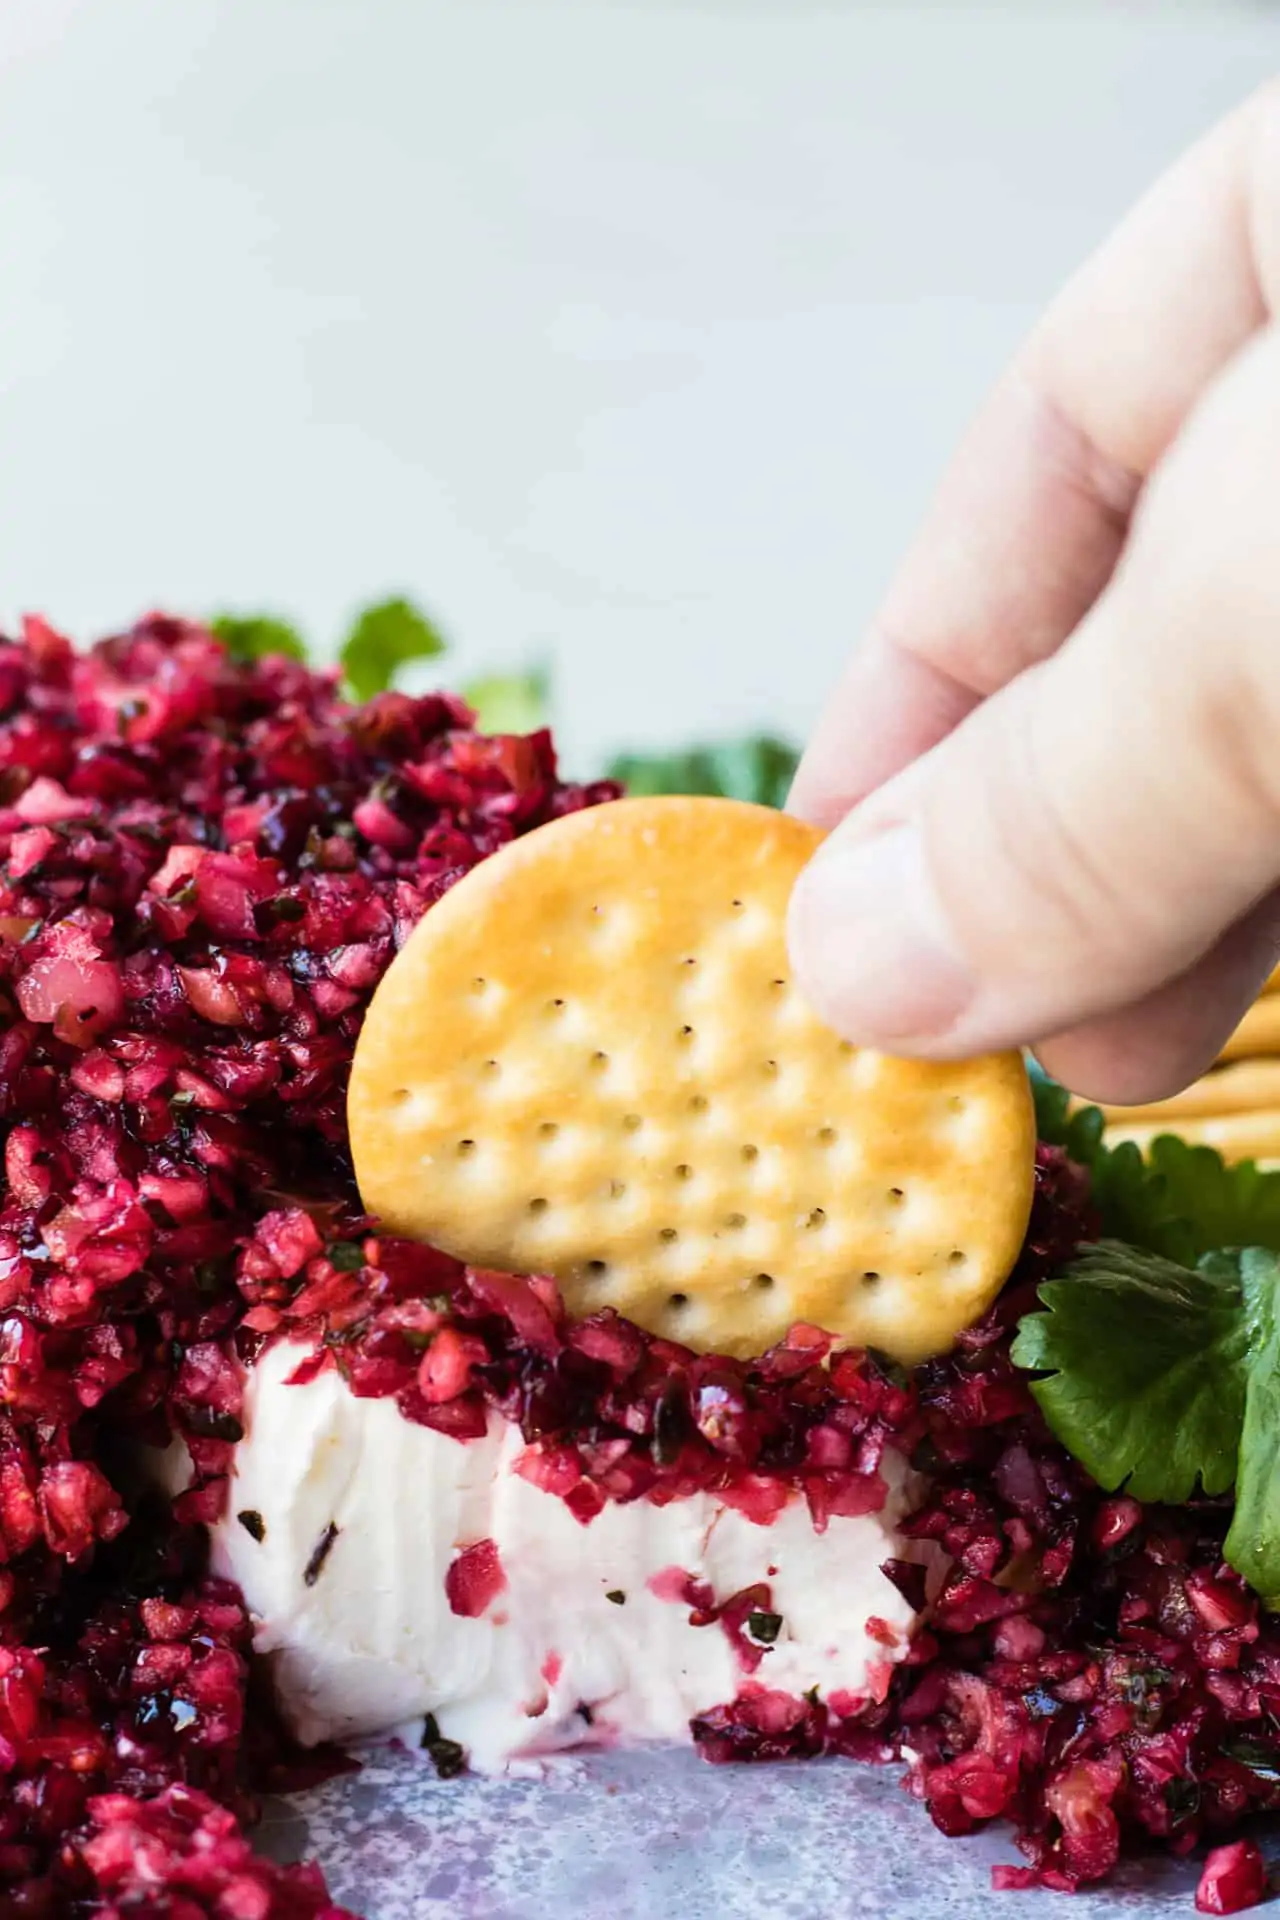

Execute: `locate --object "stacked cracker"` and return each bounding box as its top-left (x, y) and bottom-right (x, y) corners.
top-left (1098, 963), bottom-right (1280, 1166)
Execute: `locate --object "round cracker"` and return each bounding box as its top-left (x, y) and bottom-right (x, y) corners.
top-left (1094, 1059), bottom-right (1280, 1125)
top-left (348, 796), bottom-right (1035, 1364)
top-left (1105, 1107), bottom-right (1280, 1162)
top-left (1218, 995), bottom-right (1280, 1063)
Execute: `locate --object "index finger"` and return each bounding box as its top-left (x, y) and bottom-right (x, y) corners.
top-left (791, 82), bottom-right (1279, 829)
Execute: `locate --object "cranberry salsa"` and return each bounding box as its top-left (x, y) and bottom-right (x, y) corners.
top-left (0, 615), bottom-right (1275, 1916)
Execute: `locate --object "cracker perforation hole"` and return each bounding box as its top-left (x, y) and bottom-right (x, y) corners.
top-left (740, 1143), bottom-right (758, 1163)
top-left (804, 1208), bottom-right (826, 1231)
top-left (817, 1126), bottom-right (837, 1146)
top-left (586, 1259), bottom-right (609, 1278)
top-left (547, 998), bottom-right (567, 1016)
top-left (590, 1051), bottom-right (609, 1070)
top-left (456, 1139), bottom-right (476, 1158)
top-left (677, 1025), bottom-right (695, 1044)
top-left (668, 1291), bottom-right (689, 1310)
top-left (674, 1164), bottom-right (693, 1183)
top-left (762, 1059), bottom-right (778, 1078)
top-left (481, 1059), bottom-right (500, 1076)
top-left (862, 1271), bottom-right (880, 1287)
top-left (658, 1227), bottom-right (678, 1243)
top-left (726, 1212), bottom-right (746, 1230)
top-left (688, 1094), bottom-right (709, 1115)
top-left (537, 1122), bottom-right (559, 1141)
top-left (470, 977), bottom-right (488, 995)
top-left (390, 1087), bottom-right (411, 1105)
top-left (948, 1249), bottom-right (967, 1267)
top-left (888, 1186), bottom-right (904, 1204)
top-left (608, 1180), bottom-right (626, 1199)
top-left (754, 1272), bottom-right (774, 1292)
top-left (528, 1197), bottom-right (549, 1215)
top-left (622, 1113), bottom-right (642, 1132)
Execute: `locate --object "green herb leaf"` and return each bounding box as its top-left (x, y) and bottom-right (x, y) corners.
top-left (462, 665), bottom-right (549, 735)
top-left (1028, 1058), bottom-right (1280, 1264)
top-left (747, 1608), bottom-right (783, 1645)
top-left (1012, 1242), bottom-right (1280, 1598)
top-left (1227, 1249), bottom-right (1280, 1606)
top-left (1010, 1241), bottom-right (1251, 1503)
top-left (340, 597), bottom-right (446, 702)
top-left (210, 613), bottom-right (308, 663)
top-left (1028, 1059), bottom-right (1106, 1169)
top-left (607, 735), bottom-right (799, 809)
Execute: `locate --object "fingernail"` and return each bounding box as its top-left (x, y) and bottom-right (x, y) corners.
top-left (788, 824), bottom-right (975, 1044)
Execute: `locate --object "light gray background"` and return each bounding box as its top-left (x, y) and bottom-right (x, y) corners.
top-left (1, 0), bottom-right (1277, 772)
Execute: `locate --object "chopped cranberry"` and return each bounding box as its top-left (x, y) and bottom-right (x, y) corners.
top-left (0, 614), bottom-right (617, 1910)
top-left (4, 611), bottom-right (1275, 1912)
top-left (445, 1540), bottom-right (507, 1618)
top-left (1196, 1840), bottom-right (1270, 1914)
top-left (417, 1327), bottom-right (487, 1404)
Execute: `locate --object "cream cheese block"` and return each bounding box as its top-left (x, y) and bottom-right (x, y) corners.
top-left (206, 1340), bottom-right (938, 1769)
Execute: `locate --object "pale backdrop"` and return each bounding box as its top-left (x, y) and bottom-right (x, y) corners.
top-left (0, 0), bottom-right (1276, 770)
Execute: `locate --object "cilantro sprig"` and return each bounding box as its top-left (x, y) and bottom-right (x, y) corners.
top-left (462, 666), bottom-right (549, 735)
top-left (1012, 1243), bottom-right (1280, 1603)
top-left (210, 613), bottom-right (308, 664)
top-left (339, 597), bottom-right (446, 703)
top-left (1029, 1057), bottom-right (1280, 1263)
top-left (1018, 1063), bottom-right (1280, 1604)
top-left (209, 596), bottom-right (448, 703)
top-left (606, 736), bottom-right (799, 809)
top-left (1010, 1243), bottom-right (1254, 1506)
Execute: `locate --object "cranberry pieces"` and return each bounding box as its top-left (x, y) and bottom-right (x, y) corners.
top-left (0, 613), bottom-right (614, 1913)
top-left (445, 1539), bottom-right (507, 1618)
top-left (1197, 1840), bottom-right (1271, 1914)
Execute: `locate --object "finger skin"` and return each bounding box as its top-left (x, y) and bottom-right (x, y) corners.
top-left (791, 82), bottom-right (1280, 830)
top-left (789, 326), bottom-right (1280, 1103)
top-left (1035, 894), bottom-right (1280, 1106)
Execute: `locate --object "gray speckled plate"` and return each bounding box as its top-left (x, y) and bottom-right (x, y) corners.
top-left (258, 1743), bottom-right (1272, 1918)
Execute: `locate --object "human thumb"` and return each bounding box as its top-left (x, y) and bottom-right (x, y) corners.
top-left (787, 326), bottom-right (1280, 1094)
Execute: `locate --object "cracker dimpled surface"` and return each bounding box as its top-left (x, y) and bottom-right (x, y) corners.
top-left (348, 796), bottom-right (1035, 1364)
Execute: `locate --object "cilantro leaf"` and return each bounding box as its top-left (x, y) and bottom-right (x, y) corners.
top-left (1014, 1241), bottom-right (1280, 1600)
top-left (1226, 1249), bottom-right (1280, 1606)
top-left (1010, 1241), bottom-right (1251, 1504)
top-left (608, 735), bottom-right (798, 808)
top-left (1028, 1058), bottom-right (1280, 1264)
top-left (1126, 1136), bottom-right (1280, 1263)
top-left (462, 665), bottom-right (549, 735)
top-left (340, 597), bottom-right (446, 702)
top-left (210, 613), bottom-right (308, 663)
top-left (1028, 1058), bottom-right (1106, 1168)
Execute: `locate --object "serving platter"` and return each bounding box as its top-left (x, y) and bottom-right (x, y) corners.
top-left (259, 1743), bottom-right (1254, 1918)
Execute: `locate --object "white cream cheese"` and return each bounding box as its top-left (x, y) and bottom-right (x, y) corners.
top-left (209, 1340), bottom-right (934, 1771)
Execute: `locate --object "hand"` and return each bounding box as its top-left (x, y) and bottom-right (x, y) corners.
top-left (786, 83), bottom-right (1280, 1105)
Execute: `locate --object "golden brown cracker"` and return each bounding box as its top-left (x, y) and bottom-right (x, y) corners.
top-left (1217, 996), bottom-right (1280, 1063)
top-left (349, 796), bottom-right (1035, 1363)
top-left (1095, 1059), bottom-right (1280, 1124)
top-left (1105, 1107), bottom-right (1280, 1162)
